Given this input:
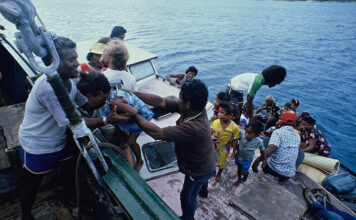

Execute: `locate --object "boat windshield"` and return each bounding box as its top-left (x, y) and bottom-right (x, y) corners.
top-left (128, 61), bottom-right (155, 81)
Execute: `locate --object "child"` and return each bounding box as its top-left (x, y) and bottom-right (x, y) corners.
top-left (231, 119), bottom-right (265, 187)
top-left (290, 98), bottom-right (300, 118)
top-left (278, 102), bottom-right (292, 116)
top-left (211, 101), bottom-right (240, 182)
top-left (101, 80), bottom-right (154, 172)
top-left (238, 106), bottom-right (249, 130)
top-left (211, 91), bottom-right (231, 121)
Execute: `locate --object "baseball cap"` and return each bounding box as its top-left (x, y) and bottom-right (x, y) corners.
top-left (89, 42), bottom-right (106, 55)
top-left (281, 112), bottom-right (296, 125)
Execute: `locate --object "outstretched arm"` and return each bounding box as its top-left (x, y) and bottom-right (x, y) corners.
top-left (166, 73), bottom-right (185, 86)
top-left (130, 90), bottom-right (166, 108)
top-left (134, 114), bottom-right (164, 140)
top-left (111, 97), bottom-right (138, 117)
top-left (252, 145), bottom-right (276, 172)
top-left (246, 95), bottom-right (254, 119)
top-left (84, 105), bottom-right (130, 128)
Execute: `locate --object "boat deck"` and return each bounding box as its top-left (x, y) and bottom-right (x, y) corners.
top-left (147, 155), bottom-right (354, 220)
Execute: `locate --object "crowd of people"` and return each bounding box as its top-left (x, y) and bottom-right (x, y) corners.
top-left (5, 24), bottom-right (332, 220)
top-left (210, 90), bottom-right (332, 185)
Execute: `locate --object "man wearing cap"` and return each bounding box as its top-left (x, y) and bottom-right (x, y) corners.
top-left (252, 112), bottom-right (300, 181)
top-left (78, 42), bottom-right (106, 73)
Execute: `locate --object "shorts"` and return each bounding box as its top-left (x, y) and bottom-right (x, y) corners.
top-left (216, 146), bottom-right (230, 169)
top-left (235, 159), bottom-right (253, 174)
top-left (20, 144), bottom-right (74, 174)
top-left (225, 86), bottom-right (243, 105)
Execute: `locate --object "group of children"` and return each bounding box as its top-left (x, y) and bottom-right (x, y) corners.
top-left (210, 90), bottom-right (332, 187)
top-left (210, 92), bottom-right (265, 186)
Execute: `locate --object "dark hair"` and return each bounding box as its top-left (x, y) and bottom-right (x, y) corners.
top-left (262, 65), bottom-right (286, 85)
top-left (98, 37), bottom-right (111, 44)
top-left (53, 36), bottom-right (76, 60)
top-left (180, 79), bottom-right (208, 111)
top-left (86, 52), bottom-right (94, 61)
top-left (185, 66), bottom-right (198, 76)
top-left (290, 98), bottom-right (299, 107)
top-left (247, 118), bottom-right (264, 135)
top-left (218, 101), bottom-right (233, 115)
top-left (110, 26), bottom-right (127, 38)
top-left (217, 91), bottom-right (230, 102)
top-left (284, 102), bottom-right (291, 109)
top-left (302, 116), bottom-right (315, 126)
top-left (77, 72), bottom-right (110, 96)
top-left (86, 52), bottom-right (101, 61)
top-left (300, 111), bottom-right (311, 119)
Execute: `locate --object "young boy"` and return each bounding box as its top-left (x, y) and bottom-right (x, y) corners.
top-left (211, 91), bottom-right (231, 122)
top-left (231, 119), bottom-right (265, 187)
top-left (211, 101), bottom-right (240, 182)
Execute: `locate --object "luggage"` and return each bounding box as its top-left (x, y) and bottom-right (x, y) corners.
top-left (322, 173), bottom-right (356, 194)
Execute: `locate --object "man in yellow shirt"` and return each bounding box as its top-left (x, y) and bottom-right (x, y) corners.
top-left (211, 101), bottom-right (240, 182)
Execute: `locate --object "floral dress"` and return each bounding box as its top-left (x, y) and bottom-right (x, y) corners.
top-left (300, 128), bottom-right (331, 157)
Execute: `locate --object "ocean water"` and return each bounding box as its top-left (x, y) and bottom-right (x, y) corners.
top-left (1, 0), bottom-right (356, 172)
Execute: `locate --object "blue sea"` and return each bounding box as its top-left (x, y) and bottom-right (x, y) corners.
top-left (1, 0), bottom-right (356, 172)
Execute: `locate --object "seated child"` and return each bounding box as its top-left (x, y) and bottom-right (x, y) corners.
top-left (211, 101), bottom-right (240, 182)
top-left (278, 102), bottom-right (292, 116)
top-left (211, 91), bottom-right (230, 122)
top-left (231, 119), bottom-right (265, 187)
top-left (101, 80), bottom-right (154, 171)
top-left (290, 98), bottom-right (300, 118)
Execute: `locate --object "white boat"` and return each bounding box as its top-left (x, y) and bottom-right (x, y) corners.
top-left (1, 34), bottom-right (355, 219)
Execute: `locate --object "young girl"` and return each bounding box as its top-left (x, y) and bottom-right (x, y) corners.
top-left (101, 79), bottom-right (154, 171)
top-left (231, 119), bottom-right (265, 187)
top-left (278, 102), bottom-right (292, 116)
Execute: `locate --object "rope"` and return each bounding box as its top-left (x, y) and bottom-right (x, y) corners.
top-left (35, 11), bottom-right (45, 27)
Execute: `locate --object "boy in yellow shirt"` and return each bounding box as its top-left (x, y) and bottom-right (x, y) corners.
top-left (211, 101), bottom-right (240, 182)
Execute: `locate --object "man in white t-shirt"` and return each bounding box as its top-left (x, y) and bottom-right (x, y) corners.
top-left (101, 39), bottom-right (137, 91)
top-left (226, 65), bottom-right (286, 122)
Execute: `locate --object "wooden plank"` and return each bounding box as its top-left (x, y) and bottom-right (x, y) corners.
top-left (0, 103), bottom-right (25, 149)
top-left (229, 175), bottom-right (307, 220)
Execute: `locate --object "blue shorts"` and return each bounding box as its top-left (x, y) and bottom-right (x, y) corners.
top-left (235, 158), bottom-right (253, 174)
top-left (20, 145), bottom-right (74, 174)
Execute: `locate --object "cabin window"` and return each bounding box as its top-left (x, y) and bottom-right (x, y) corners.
top-left (142, 141), bottom-right (177, 172)
top-left (129, 61), bottom-right (155, 80)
